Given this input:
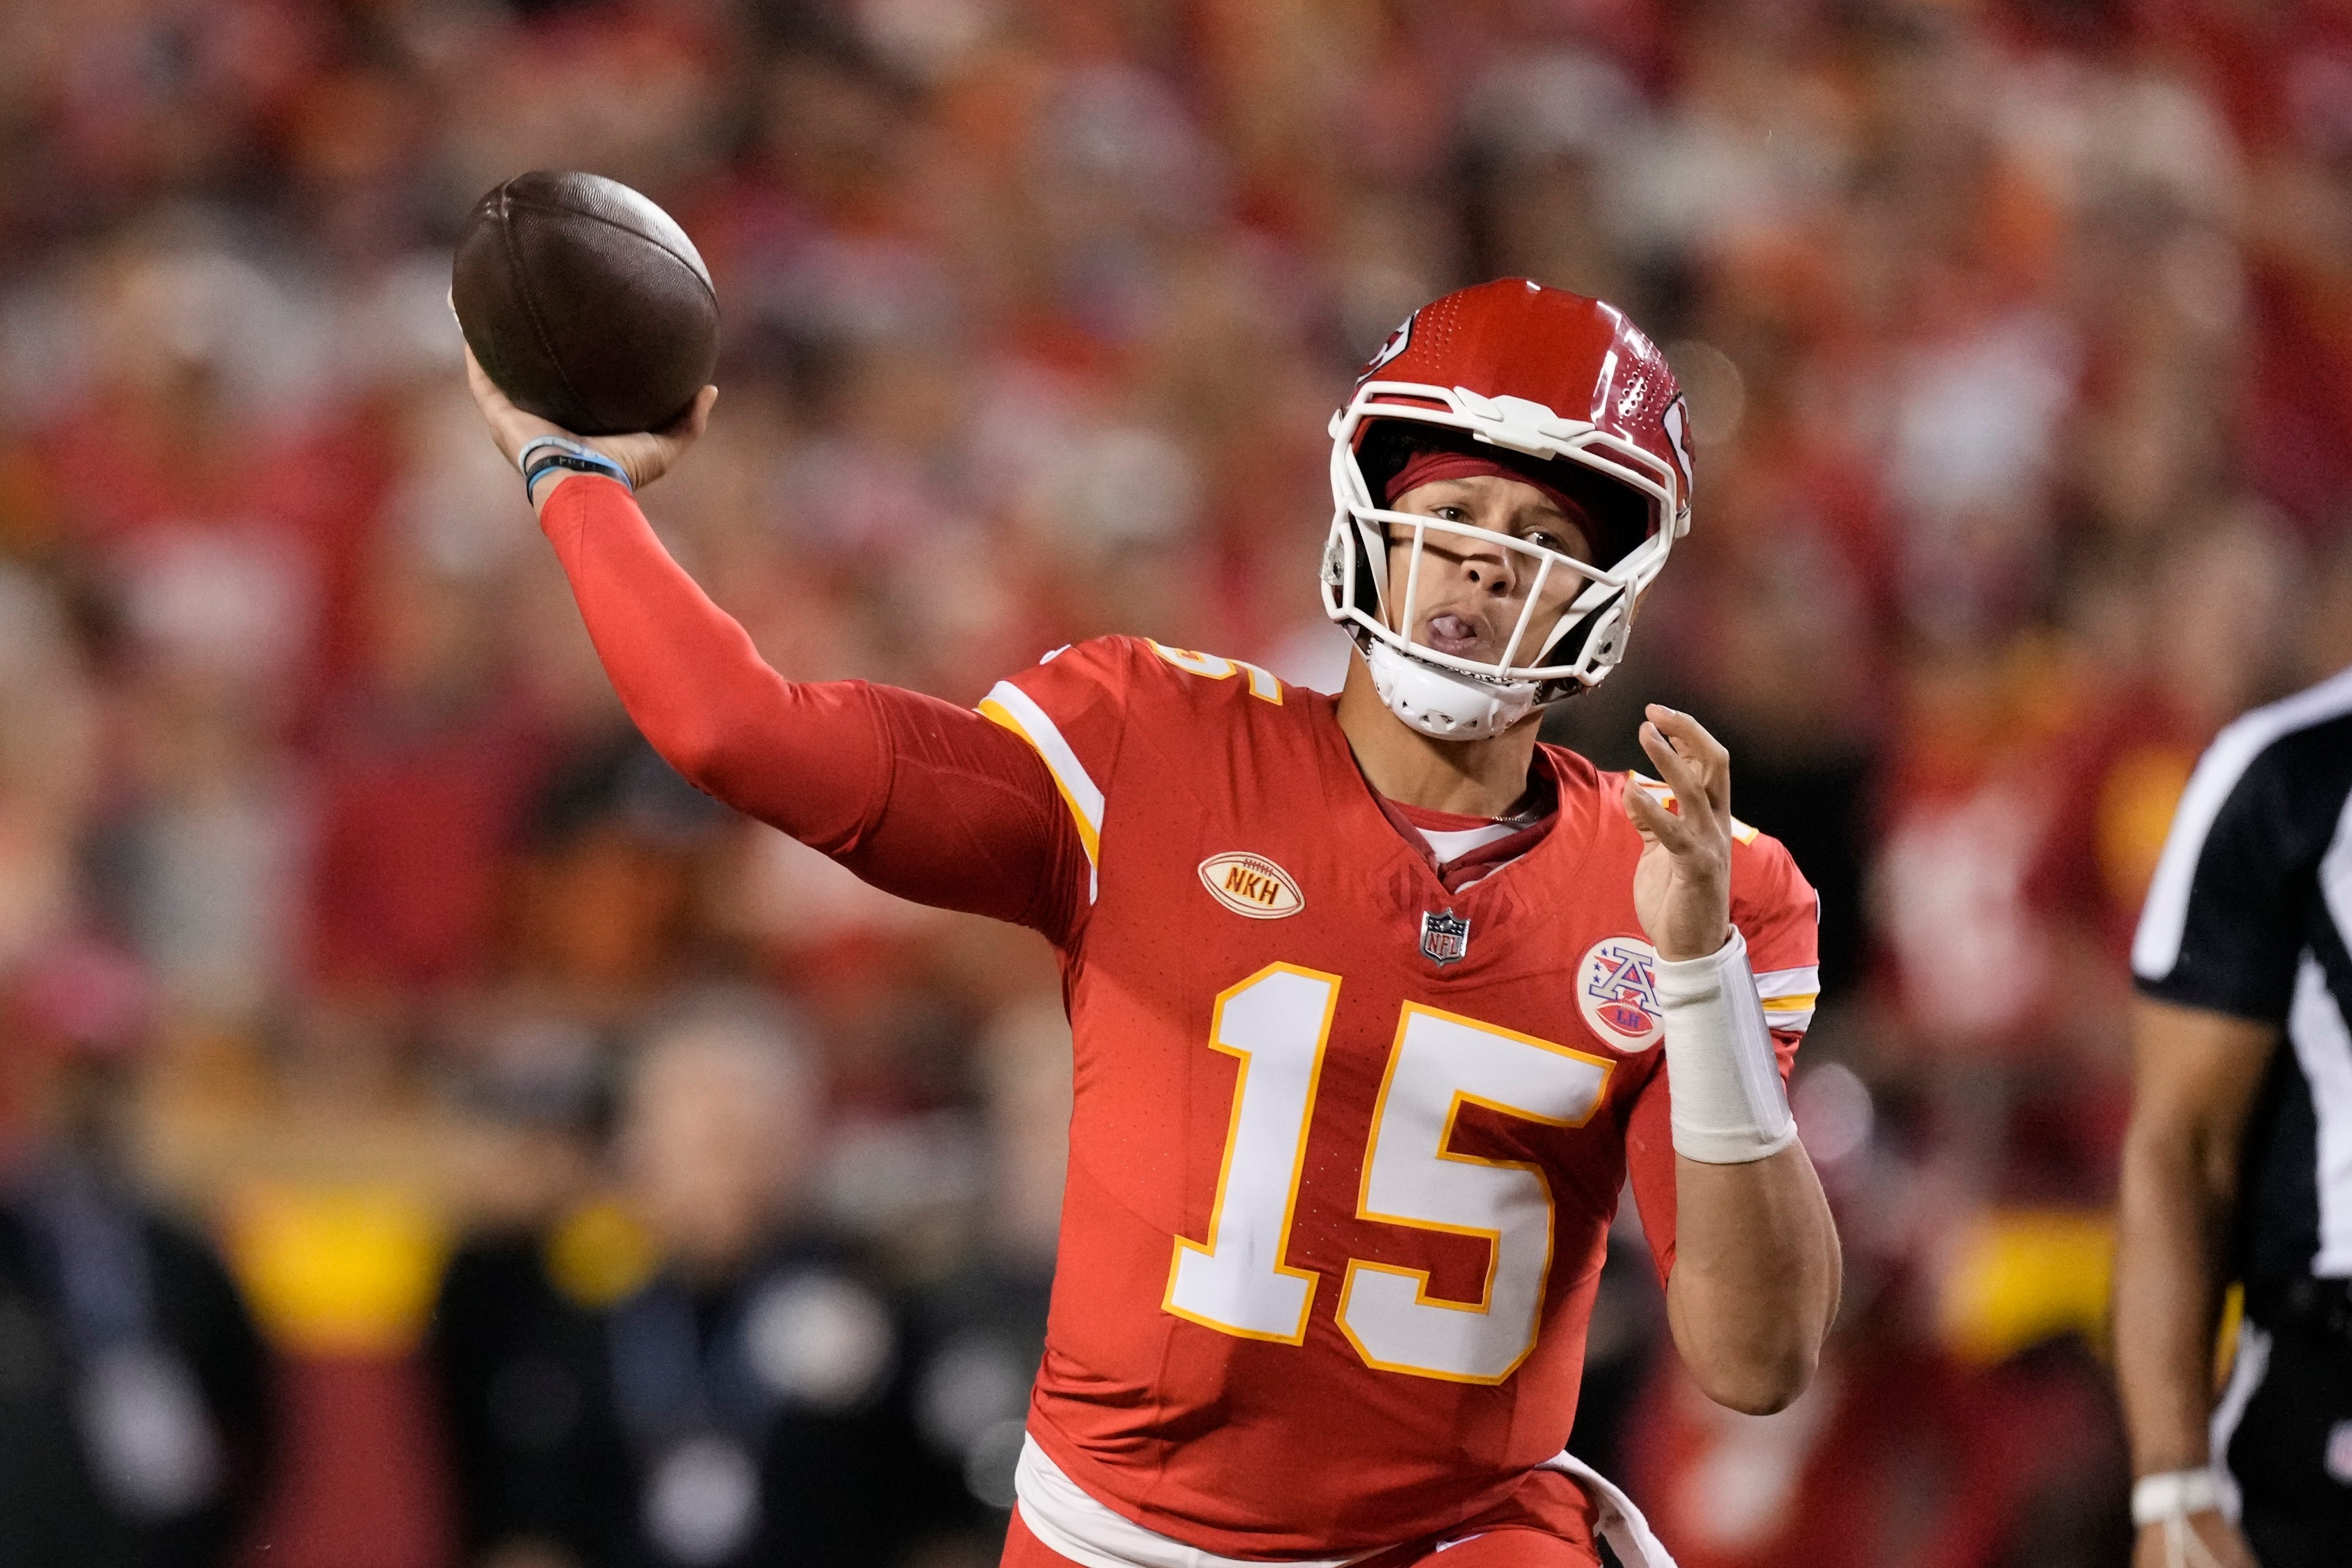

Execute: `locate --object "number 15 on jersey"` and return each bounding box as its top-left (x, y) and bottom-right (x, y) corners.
top-left (1164, 963), bottom-right (1615, 1385)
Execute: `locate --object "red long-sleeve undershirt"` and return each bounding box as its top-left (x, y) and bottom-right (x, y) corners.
top-left (537, 475), bottom-right (1086, 942)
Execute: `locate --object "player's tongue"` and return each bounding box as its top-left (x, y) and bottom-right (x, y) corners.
top-left (1423, 612), bottom-right (1487, 657)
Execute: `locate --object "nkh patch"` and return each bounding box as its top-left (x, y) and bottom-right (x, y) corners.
top-left (1420, 909), bottom-right (1471, 965)
top-left (1198, 852), bottom-right (1304, 919)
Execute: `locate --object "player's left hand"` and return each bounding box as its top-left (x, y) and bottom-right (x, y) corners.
top-left (1622, 704), bottom-right (1733, 963)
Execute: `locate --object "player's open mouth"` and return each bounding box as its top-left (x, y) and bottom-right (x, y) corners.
top-left (1420, 610), bottom-right (1496, 659)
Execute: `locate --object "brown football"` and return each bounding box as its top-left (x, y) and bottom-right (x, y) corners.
top-left (452, 171), bottom-right (719, 436)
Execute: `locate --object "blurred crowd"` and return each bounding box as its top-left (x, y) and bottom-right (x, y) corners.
top-left (0, 0), bottom-right (2347, 1564)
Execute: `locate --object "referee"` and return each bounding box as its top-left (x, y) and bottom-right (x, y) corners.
top-left (2116, 663), bottom-right (2352, 1568)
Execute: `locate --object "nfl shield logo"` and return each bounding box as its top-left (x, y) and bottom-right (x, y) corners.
top-left (1420, 909), bottom-right (1471, 965)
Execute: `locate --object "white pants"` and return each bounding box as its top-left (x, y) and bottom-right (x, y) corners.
top-left (1014, 1435), bottom-right (1678, 1568)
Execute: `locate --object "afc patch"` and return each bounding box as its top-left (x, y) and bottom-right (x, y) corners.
top-left (1577, 935), bottom-right (1662, 1050)
top-left (1420, 909), bottom-right (1471, 965)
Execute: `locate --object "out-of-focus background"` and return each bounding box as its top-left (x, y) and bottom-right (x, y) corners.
top-left (0, 1), bottom-right (2347, 1565)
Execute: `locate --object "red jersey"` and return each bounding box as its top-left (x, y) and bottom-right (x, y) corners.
top-left (533, 478), bottom-right (1820, 1561)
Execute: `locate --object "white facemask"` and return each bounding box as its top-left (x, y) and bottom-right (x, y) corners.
top-left (1321, 381), bottom-right (1687, 743)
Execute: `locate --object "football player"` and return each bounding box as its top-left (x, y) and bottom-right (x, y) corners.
top-left (465, 279), bottom-right (1841, 1568)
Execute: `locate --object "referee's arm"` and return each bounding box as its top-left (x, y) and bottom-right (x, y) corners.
top-left (2115, 1000), bottom-right (2272, 1568)
top-left (2114, 726), bottom-right (2306, 1568)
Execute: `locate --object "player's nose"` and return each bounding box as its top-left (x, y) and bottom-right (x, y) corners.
top-left (1456, 541), bottom-right (1518, 597)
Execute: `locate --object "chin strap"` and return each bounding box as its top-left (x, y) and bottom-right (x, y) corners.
top-left (2132, 1472), bottom-right (2229, 1568)
top-left (1364, 640), bottom-right (1537, 739)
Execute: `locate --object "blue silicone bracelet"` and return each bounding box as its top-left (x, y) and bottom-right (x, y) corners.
top-left (518, 436), bottom-right (631, 497)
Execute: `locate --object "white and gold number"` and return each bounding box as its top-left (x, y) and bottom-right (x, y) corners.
top-left (1147, 639), bottom-right (1283, 703)
top-left (1339, 1004), bottom-right (1611, 1382)
top-left (1162, 964), bottom-right (1337, 1342)
top-left (1164, 973), bottom-right (1613, 1381)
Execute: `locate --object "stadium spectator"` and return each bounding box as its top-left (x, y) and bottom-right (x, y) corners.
top-left (900, 994), bottom-right (1070, 1564)
top-left (428, 1017), bottom-right (632, 1568)
top-left (459, 996), bottom-right (951, 1568)
top-left (0, 937), bottom-right (272, 1568)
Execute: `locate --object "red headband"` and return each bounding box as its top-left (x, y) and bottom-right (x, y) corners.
top-left (1384, 449), bottom-right (1596, 557)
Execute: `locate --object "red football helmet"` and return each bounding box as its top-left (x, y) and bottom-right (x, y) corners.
top-left (1321, 279), bottom-right (1693, 737)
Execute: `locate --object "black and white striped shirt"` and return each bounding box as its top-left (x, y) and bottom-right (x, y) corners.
top-left (2133, 666), bottom-right (2352, 1283)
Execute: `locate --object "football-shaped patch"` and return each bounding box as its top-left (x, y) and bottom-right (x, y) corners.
top-left (1199, 853), bottom-right (1304, 919)
top-left (1576, 935), bottom-right (1663, 1050)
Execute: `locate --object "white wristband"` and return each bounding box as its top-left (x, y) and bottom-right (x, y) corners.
top-left (2131, 1469), bottom-right (2226, 1527)
top-left (1655, 927), bottom-right (1797, 1164)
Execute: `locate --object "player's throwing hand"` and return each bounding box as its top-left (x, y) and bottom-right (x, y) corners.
top-left (465, 344), bottom-right (715, 504)
top-left (1621, 704), bottom-right (1734, 963)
